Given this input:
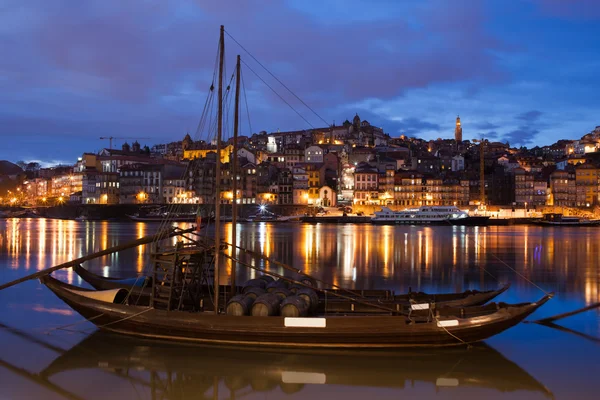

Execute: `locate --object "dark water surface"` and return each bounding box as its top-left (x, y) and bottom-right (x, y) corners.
top-left (0, 218), bottom-right (599, 399)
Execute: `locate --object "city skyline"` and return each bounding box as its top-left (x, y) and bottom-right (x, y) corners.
top-left (2, 0), bottom-right (600, 164)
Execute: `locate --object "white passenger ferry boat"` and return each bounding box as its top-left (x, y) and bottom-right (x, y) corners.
top-left (372, 206), bottom-right (472, 225)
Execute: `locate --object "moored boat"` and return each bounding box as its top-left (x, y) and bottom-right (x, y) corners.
top-left (534, 213), bottom-right (600, 226)
top-left (41, 274), bottom-right (550, 347)
top-left (372, 206), bottom-right (490, 226)
top-left (127, 213), bottom-right (197, 222)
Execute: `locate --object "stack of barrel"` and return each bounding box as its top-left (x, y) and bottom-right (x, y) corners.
top-left (226, 274), bottom-right (319, 317)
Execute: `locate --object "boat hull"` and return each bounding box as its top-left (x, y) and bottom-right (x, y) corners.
top-left (534, 221), bottom-right (600, 227)
top-left (41, 275), bottom-right (549, 348)
top-left (126, 214), bottom-right (197, 222)
top-left (371, 216), bottom-right (491, 226)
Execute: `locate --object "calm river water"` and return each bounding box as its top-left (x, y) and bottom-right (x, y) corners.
top-left (0, 218), bottom-right (599, 399)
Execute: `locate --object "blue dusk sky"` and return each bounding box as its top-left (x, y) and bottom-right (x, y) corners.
top-left (1, 0), bottom-right (600, 165)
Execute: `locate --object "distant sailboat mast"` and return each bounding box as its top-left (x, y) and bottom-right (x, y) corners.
top-left (213, 25), bottom-right (225, 314)
top-left (231, 54), bottom-right (241, 295)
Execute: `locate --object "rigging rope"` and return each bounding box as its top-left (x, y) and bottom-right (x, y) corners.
top-left (225, 29), bottom-right (330, 128)
top-left (457, 223), bottom-right (550, 296)
top-left (241, 59), bottom-right (315, 129)
top-left (240, 67), bottom-right (253, 135)
top-left (442, 220), bottom-right (550, 296)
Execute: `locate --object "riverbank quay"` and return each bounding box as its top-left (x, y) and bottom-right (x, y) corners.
top-left (0, 204), bottom-right (595, 227)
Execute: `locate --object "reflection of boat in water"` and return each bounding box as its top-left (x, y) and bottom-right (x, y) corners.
top-left (534, 213), bottom-right (600, 226)
top-left (40, 331), bottom-right (553, 398)
top-left (372, 206), bottom-right (490, 226)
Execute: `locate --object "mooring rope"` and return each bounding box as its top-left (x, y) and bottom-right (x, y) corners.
top-left (444, 220), bottom-right (550, 296)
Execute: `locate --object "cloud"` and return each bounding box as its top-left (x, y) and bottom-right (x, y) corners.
top-left (474, 122), bottom-right (501, 130)
top-left (0, 0), bottom-right (599, 163)
top-left (479, 130), bottom-right (499, 140)
top-left (516, 110), bottom-right (543, 122)
top-left (503, 126), bottom-right (540, 146)
top-left (533, 0), bottom-right (600, 20)
top-left (1, 0), bottom-right (511, 104)
top-left (387, 117), bottom-right (442, 137)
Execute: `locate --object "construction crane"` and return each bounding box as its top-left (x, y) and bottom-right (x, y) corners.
top-left (472, 138), bottom-right (489, 209)
top-left (99, 137), bottom-right (150, 150)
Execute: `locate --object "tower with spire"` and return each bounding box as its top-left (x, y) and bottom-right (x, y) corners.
top-left (455, 115), bottom-right (463, 142)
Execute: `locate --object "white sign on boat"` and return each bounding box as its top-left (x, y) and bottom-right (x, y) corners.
top-left (436, 377), bottom-right (459, 387)
top-left (437, 320), bottom-right (459, 327)
top-left (282, 371), bottom-right (327, 384)
top-left (284, 317), bottom-right (327, 328)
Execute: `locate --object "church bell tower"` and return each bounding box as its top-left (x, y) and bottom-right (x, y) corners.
top-left (455, 116), bottom-right (463, 142)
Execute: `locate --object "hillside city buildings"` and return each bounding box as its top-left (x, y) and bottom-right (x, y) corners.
top-left (5, 115), bottom-right (600, 211)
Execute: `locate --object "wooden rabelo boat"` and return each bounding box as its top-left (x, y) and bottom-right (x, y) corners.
top-left (39, 25), bottom-right (551, 349)
top-left (40, 331), bottom-right (553, 398)
top-left (42, 271), bottom-right (550, 348)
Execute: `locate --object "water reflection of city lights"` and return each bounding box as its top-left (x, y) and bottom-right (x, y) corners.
top-left (1, 220), bottom-right (599, 309)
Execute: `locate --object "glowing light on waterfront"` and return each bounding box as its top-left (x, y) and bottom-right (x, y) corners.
top-left (452, 231), bottom-right (458, 267)
top-left (25, 223), bottom-right (31, 270)
top-left (382, 225), bottom-right (391, 276)
top-left (341, 226), bottom-right (356, 281)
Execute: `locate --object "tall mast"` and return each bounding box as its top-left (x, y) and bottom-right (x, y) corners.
top-left (231, 55), bottom-right (241, 295)
top-left (214, 25), bottom-right (225, 314)
top-left (480, 141), bottom-right (485, 207)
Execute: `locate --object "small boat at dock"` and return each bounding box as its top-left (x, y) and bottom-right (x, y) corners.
top-left (127, 213), bottom-right (197, 222)
top-left (534, 213), bottom-right (600, 226)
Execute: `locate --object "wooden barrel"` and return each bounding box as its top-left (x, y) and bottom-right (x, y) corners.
top-left (296, 288), bottom-right (319, 313)
top-left (226, 294), bottom-right (255, 316)
top-left (242, 286), bottom-right (266, 299)
top-left (297, 274), bottom-right (318, 288)
top-left (258, 275), bottom-right (275, 284)
top-left (251, 293), bottom-right (282, 316)
top-left (243, 278), bottom-right (267, 290)
top-left (272, 287), bottom-right (292, 300)
top-left (280, 295), bottom-right (309, 317)
top-left (289, 285), bottom-right (302, 294)
top-left (266, 279), bottom-right (289, 293)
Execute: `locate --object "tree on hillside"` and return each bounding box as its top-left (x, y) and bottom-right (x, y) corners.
top-left (15, 161), bottom-right (26, 170)
top-left (26, 162), bottom-right (41, 172)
